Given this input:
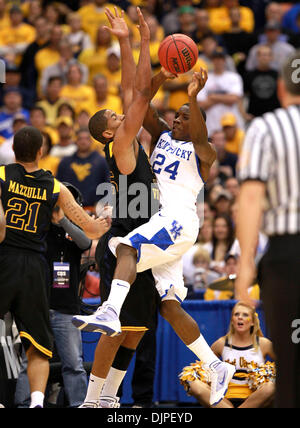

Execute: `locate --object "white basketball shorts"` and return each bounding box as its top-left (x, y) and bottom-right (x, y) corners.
top-left (108, 209), bottom-right (199, 303)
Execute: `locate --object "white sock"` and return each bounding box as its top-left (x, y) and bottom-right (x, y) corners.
top-left (85, 373), bottom-right (106, 402)
top-left (106, 279), bottom-right (130, 316)
top-left (29, 391), bottom-right (44, 408)
top-left (187, 335), bottom-right (220, 366)
top-left (101, 367), bottom-right (126, 398)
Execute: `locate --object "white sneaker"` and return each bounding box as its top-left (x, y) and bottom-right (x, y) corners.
top-left (99, 396), bottom-right (120, 408)
top-left (78, 400), bottom-right (100, 408)
top-left (72, 303), bottom-right (122, 336)
top-left (208, 361), bottom-right (236, 406)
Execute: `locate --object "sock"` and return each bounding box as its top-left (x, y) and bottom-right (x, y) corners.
top-left (85, 373), bottom-right (106, 402)
top-left (106, 279), bottom-right (130, 316)
top-left (101, 367), bottom-right (127, 398)
top-left (187, 335), bottom-right (220, 366)
top-left (29, 391), bottom-right (44, 408)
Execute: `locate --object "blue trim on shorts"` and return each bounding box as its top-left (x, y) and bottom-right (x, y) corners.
top-left (129, 228), bottom-right (174, 263)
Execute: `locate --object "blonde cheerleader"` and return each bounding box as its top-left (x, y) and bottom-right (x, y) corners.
top-left (179, 301), bottom-right (276, 408)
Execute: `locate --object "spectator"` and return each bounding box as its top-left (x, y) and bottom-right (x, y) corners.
top-left (66, 12), bottom-right (93, 58)
top-left (211, 130), bottom-right (238, 178)
top-left (203, 213), bottom-right (235, 275)
top-left (56, 127), bottom-right (110, 212)
top-left (191, 246), bottom-right (220, 292)
top-left (29, 106), bottom-right (59, 145)
top-left (246, 21), bottom-right (295, 72)
top-left (38, 132), bottom-right (60, 176)
top-left (180, 301), bottom-right (275, 408)
top-left (40, 39), bottom-right (88, 96)
top-left (204, 254), bottom-right (241, 300)
top-left (59, 63), bottom-right (94, 114)
top-left (0, 114), bottom-right (27, 165)
top-left (36, 76), bottom-right (67, 127)
top-left (208, 0), bottom-right (254, 35)
top-left (197, 48), bottom-right (244, 136)
top-left (79, 26), bottom-right (113, 85)
top-left (50, 116), bottom-right (77, 159)
top-left (24, 0), bottom-right (43, 27)
top-left (222, 6), bottom-right (257, 74)
top-left (35, 25), bottom-right (64, 91)
top-left (0, 5), bottom-right (36, 64)
top-left (221, 112), bottom-right (245, 155)
top-left (244, 44), bottom-right (281, 118)
top-left (212, 189), bottom-right (233, 216)
top-left (262, 2), bottom-right (292, 43)
top-left (19, 15), bottom-right (50, 103)
top-left (57, 103), bottom-right (76, 123)
top-left (0, 88), bottom-right (29, 139)
top-left (0, 63), bottom-right (35, 111)
top-left (162, 0), bottom-right (195, 36)
top-left (224, 176), bottom-right (240, 201)
top-left (194, 8), bottom-right (214, 45)
top-left (198, 34), bottom-right (236, 72)
top-left (177, 6), bottom-right (197, 39)
top-left (81, 74), bottom-right (122, 117)
top-left (102, 45), bottom-right (122, 97)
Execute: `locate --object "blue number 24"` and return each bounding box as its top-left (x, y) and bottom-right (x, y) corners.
top-left (152, 154), bottom-right (180, 181)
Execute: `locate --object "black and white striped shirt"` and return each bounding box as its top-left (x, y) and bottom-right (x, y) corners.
top-left (238, 104), bottom-right (300, 236)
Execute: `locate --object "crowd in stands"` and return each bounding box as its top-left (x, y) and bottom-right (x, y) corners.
top-left (0, 0), bottom-right (299, 301)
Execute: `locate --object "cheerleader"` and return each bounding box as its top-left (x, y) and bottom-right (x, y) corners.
top-left (179, 301), bottom-right (276, 408)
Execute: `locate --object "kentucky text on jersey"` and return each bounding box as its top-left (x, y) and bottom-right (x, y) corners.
top-left (8, 180), bottom-right (47, 201)
top-left (156, 138), bottom-right (193, 161)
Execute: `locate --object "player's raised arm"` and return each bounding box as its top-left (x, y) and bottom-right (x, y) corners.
top-left (188, 70), bottom-right (216, 168)
top-left (112, 8), bottom-right (152, 169)
top-left (0, 187), bottom-right (6, 243)
top-left (104, 7), bottom-right (136, 113)
top-left (57, 183), bottom-right (111, 240)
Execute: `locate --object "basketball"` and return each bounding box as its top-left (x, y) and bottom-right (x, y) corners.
top-left (158, 34), bottom-right (198, 75)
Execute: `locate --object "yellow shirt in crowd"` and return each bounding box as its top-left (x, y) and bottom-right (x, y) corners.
top-left (167, 58), bottom-right (208, 111)
top-left (208, 6), bottom-right (255, 34)
top-left (225, 129), bottom-right (245, 155)
top-left (59, 84), bottom-right (95, 114)
top-left (81, 93), bottom-right (122, 117)
top-left (79, 46), bottom-right (109, 85)
top-left (78, 2), bottom-right (133, 44)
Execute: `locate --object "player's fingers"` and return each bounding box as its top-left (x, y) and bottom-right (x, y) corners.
top-left (114, 6), bottom-right (119, 18)
top-left (105, 7), bottom-right (114, 20)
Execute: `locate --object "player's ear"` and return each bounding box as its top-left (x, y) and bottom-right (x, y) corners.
top-left (102, 129), bottom-right (113, 139)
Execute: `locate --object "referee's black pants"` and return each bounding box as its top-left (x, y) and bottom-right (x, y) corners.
top-left (258, 234), bottom-right (300, 408)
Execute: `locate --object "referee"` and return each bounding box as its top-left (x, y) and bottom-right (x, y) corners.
top-left (236, 51), bottom-right (300, 408)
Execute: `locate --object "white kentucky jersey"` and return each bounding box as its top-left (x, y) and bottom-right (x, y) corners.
top-left (150, 131), bottom-right (205, 216)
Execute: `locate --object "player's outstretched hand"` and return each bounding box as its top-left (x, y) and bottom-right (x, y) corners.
top-left (104, 6), bottom-right (129, 39)
top-left (188, 68), bottom-right (208, 98)
top-left (136, 7), bottom-right (150, 41)
top-left (87, 215), bottom-right (112, 240)
top-left (161, 67), bottom-right (177, 79)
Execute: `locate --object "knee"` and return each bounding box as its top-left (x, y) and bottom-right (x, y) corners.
top-left (116, 243), bottom-right (137, 261)
top-left (159, 300), bottom-right (181, 322)
top-left (258, 381), bottom-right (275, 399)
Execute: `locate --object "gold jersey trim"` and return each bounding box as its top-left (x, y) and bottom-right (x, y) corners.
top-left (19, 331), bottom-right (52, 358)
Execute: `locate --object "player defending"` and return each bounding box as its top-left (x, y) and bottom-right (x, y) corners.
top-left (73, 62), bottom-right (236, 404)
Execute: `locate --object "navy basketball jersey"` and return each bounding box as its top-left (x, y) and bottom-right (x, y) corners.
top-left (0, 164), bottom-right (60, 253)
top-left (104, 142), bottom-right (159, 235)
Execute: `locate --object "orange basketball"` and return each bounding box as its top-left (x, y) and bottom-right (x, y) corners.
top-left (158, 34), bottom-right (198, 75)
